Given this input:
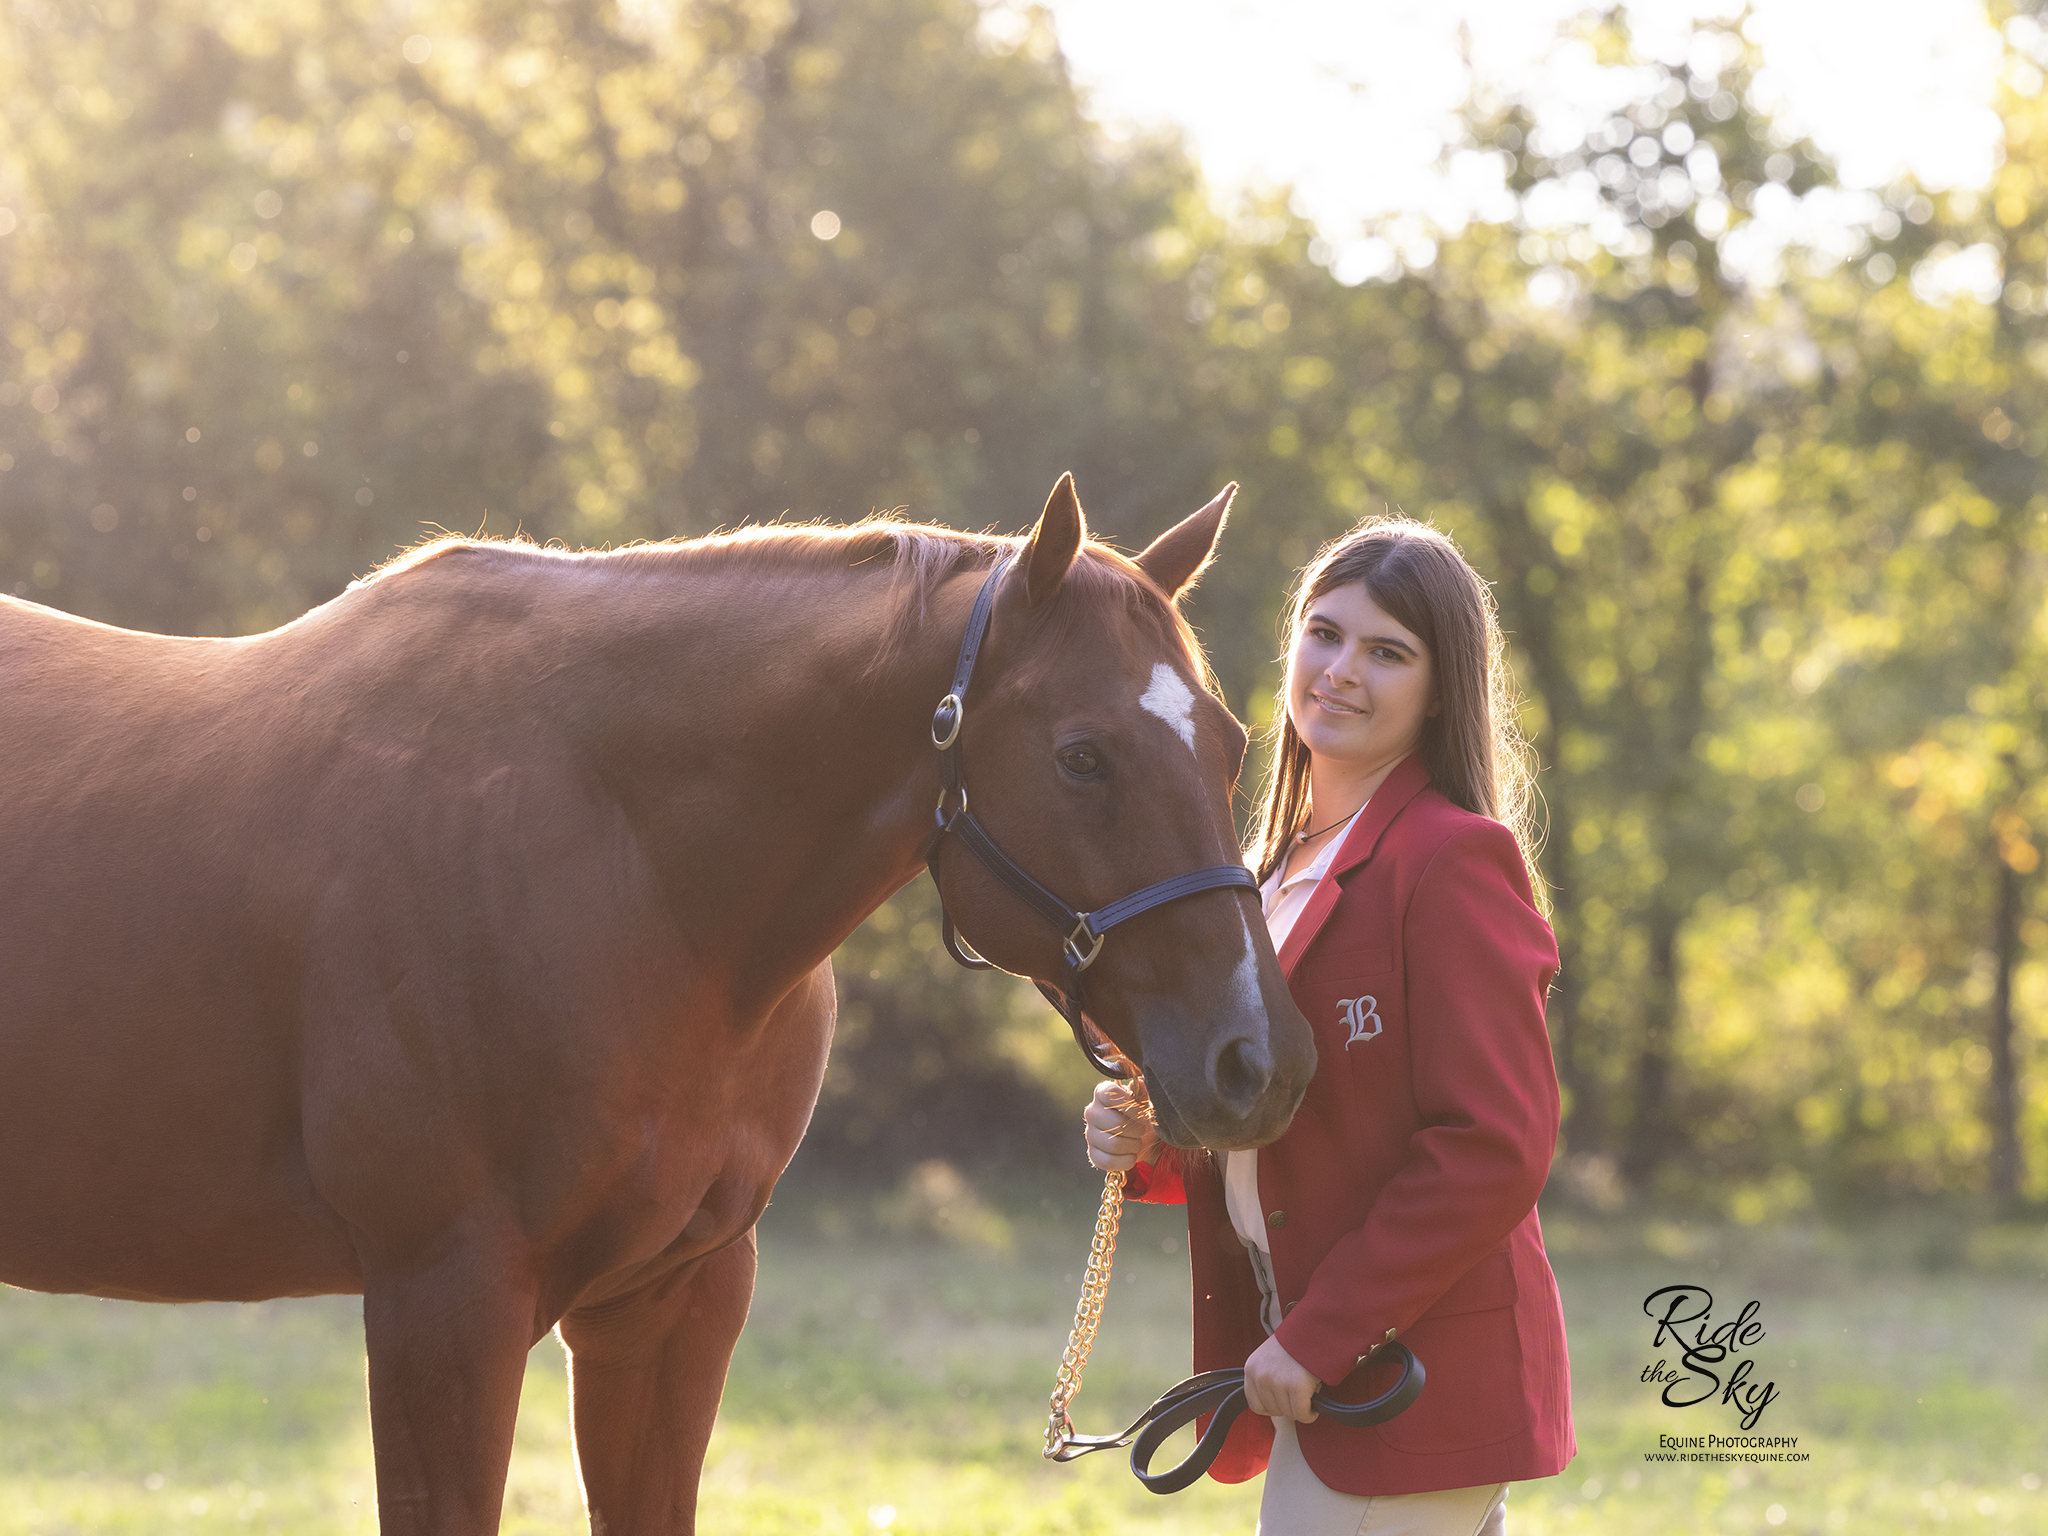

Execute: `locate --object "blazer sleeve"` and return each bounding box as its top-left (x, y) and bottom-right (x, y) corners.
top-left (1123, 1145), bottom-right (1188, 1204)
top-left (1272, 819), bottom-right (1560, 1389)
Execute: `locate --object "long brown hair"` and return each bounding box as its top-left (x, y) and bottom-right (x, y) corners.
top-left (1244, 516), bottom-right (1543, 902)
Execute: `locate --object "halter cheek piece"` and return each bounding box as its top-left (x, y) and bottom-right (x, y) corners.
top-left (923, 556), bottom-right (1260, 1079)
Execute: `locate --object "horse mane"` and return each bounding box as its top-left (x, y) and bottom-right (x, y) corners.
top-left (365, 516), bottom-right (1221, 699)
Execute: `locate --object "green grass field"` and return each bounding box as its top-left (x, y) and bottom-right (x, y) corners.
top-left (2, 1175), bottom-right (2044, 1535)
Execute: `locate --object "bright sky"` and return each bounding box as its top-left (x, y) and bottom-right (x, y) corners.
top-left (1033, 0), bottom-right (2014, 280)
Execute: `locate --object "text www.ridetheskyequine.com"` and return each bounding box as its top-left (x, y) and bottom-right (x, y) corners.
top-left (1646, 1435), bottom-right (1810, 1463)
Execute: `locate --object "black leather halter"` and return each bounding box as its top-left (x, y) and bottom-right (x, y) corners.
top-left (924, 557), bottom-right (1260, 1079)
top-left (1047, 1352), bottom-right (1426, 1494)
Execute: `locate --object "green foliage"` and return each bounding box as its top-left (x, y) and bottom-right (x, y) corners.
top-left (0, 0), bottom-right (2041, 1206)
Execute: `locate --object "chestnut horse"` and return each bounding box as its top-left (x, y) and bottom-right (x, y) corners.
top-left (0, 475), bottom-right (1314, 1533)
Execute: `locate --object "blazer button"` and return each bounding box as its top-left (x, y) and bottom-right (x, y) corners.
top-left (1267, 1209), bottom-right (1288, 1229)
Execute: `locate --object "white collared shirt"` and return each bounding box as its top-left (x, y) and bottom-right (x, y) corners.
top-left (1222, 806), bottom-right (1364, 1264)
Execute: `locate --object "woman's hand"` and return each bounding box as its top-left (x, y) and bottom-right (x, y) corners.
top-left (1242, 1334), bottom-right (1321, 1423)
top-left (1082, 1078), bottom-right (1158, 1171)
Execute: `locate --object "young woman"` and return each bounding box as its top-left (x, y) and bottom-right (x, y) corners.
top-left (1085, 518), bottom-right (1572, 1534)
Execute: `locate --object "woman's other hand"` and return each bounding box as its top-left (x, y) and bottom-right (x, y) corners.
top-left (1242, 1334), bottom-right (1321, 1423)
top-left (1082, 1078), bottom-right (1158, 1171)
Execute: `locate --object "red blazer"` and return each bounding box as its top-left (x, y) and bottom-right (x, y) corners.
top-left (1127, 753), bottom-right (1573, 1495)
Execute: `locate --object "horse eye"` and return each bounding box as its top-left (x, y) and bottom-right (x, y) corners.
top-left (1061, 746), bottom-right (1101, 777)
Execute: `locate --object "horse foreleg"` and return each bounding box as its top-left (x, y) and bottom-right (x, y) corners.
top-left (560, 1229), bottom-right (758, 1535)
top-left (360, 1241), bottom-right (540, 1536)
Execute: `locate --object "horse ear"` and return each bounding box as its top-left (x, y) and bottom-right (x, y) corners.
top-left (1022, 472), bottom-right (1086, 607)
top-left (1135, 482), bottom-right (1235, 602)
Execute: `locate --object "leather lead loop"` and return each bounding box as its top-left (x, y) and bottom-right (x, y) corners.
top-left (1049, 1346), bottom-right (1427, 1494)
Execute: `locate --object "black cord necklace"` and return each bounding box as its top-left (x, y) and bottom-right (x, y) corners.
top-left (1294, 804), bottom-right (1364, 845)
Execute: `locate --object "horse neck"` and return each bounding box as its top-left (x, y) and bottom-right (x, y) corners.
top-left (583, 545), bottom-right (977, 1013)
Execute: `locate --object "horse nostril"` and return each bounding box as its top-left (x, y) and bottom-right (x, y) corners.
top-left (1209, 1033), bottom-right (1273, 1116)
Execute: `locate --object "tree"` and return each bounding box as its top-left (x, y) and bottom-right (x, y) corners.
top-left (5, 0), bottom-right (2039, 1199)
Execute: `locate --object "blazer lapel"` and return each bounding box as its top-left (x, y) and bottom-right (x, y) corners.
top-left (1276, 752), bottom-right (1432, 979)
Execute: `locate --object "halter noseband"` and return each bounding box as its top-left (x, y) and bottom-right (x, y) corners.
top-left (923, 557), bottom-right (1259, 1079)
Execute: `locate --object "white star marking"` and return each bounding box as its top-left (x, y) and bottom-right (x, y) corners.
top-left (1140, 663), bottom-right (1198, 753)
top-left (1229, 908), bottom-right (1260, 1017)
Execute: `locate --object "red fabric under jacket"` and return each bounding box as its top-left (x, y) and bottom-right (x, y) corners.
top-left (1125, 753), bottom-right (1574, 1495)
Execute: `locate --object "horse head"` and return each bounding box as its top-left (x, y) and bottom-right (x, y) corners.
top-left (928, 475), bottom-right (1316, 1150)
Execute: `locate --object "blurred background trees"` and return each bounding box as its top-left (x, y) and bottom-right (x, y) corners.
top-left (2, 0), bottom-right (2042, 1214)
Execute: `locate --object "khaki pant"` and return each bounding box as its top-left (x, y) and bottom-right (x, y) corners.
top-left (1254, 1418), bottom-right (1509, 1536)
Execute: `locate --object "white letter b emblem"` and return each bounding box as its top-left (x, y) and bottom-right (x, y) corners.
top-left (1338, 995), bottom-right (1382, 1048)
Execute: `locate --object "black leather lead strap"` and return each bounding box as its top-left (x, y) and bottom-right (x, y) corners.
top-left (1047, 1345), bottom-right (1426, 1495)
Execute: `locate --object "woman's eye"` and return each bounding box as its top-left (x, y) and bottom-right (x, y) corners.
top-left (1061, 747), bottom-right (1101, 777)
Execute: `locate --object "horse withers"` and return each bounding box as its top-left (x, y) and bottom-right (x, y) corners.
top-left (0, 475), bottom-right (1314, 1533)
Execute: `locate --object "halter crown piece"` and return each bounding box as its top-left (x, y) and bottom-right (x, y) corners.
top-left (923, 556), bottom-right (1261, 1079)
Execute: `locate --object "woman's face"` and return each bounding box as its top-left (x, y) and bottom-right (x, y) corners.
top-left (1285, 580), bottom-right (1436, 778)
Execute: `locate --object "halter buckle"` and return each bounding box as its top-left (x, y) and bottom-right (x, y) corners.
top-left (932, 693), bottom-right (964, 750)
top-left (1063, 916), bottom-right (1105, 972)
top-left (933, 784), bottom-right (967, 832)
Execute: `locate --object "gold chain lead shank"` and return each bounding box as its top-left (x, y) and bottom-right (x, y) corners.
top-left (1043, 1164), bottom-right (1126, 1458)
